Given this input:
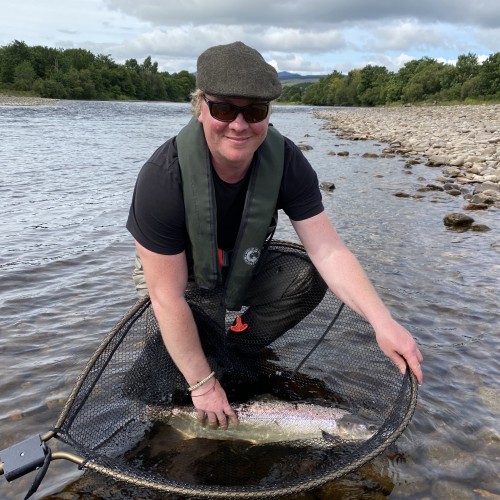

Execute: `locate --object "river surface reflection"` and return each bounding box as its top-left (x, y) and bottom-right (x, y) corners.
top-left (0, 101), bottom-right (499, 499)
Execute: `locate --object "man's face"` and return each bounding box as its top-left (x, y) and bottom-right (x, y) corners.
top-left (198, 95), bottom-right (270, 173)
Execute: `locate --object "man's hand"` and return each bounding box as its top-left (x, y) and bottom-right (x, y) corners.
top-left (375, 318), bottom-right (424, 384)
top-left (191, 379), bottom-right (239, 429)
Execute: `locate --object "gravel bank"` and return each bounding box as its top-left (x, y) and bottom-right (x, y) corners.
top-left (315, 104), bottom-right (500, 220)
top-left (0, 94), bottom-right (59, 106)
top-left (315, 104), bottom-right (499, 181)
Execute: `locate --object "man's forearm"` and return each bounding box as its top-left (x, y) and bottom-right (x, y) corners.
top-left (315, 247), bottom-right (394, 329)
top-left (151, 296), bottom-right (213, 388)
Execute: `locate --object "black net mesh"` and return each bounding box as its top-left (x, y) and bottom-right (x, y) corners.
top-left (54, 241), bottom-right (417, 499)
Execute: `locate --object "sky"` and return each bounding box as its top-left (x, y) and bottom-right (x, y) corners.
top-left (1, 0), bottom-right (499, 75)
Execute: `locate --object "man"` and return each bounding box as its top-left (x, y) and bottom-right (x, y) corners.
top-left (127, 41), bottom-right (423, 431)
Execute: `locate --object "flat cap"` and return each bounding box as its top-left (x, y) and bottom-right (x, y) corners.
top-left (197, 41), bottom-right (282, 101)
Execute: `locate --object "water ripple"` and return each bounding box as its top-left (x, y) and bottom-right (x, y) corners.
top-left (0, 101), bottom-right (498, 499)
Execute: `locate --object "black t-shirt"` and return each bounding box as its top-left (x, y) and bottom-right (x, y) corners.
top-left (212, 167), bottom-right (251, 250)
top-left (127, 133), bottom-right (324, 255)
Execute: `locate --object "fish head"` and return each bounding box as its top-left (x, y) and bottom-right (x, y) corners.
top-left (336, 415), bottom-right (378, 441)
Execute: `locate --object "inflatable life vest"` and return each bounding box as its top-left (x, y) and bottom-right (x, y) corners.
top-left (176, 117), bottom-right (284, 310)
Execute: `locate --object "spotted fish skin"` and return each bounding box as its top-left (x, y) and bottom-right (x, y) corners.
top-left (146, 400), bottom-right (377, 444)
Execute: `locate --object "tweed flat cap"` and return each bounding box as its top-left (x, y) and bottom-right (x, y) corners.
top-left (197, 41), bottom-right (282, 101)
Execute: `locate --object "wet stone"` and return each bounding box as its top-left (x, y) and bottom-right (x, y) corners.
top-left (425, 440), bottom-right (478, 478)
top-left (320, 181), bottom-right (336, 192)
top-left (432, 480), bottom-right (476, 499)
top-left (443, 213), bottom-right (474, 228)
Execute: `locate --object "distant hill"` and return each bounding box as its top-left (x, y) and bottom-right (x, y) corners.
top-left (191, 70), bottom-right (323, 85)
top-left (278, 71), bottom-right (325, 85)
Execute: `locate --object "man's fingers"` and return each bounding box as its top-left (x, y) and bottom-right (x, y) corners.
top-left (217, 413), bottom-right (228, 430)
top-left (207, 413), bottom-right (219, 429)
top-left (228, 412), bottom-right (239, 426)
top-left (398, 352), bottom-right (423, 385)
top-left (391, 352), bottom-right (423, 385)
top-left (410, 358), bottom-right (423, 385)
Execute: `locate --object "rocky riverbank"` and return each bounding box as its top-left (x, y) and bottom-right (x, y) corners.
top-left (315, 104), bottom-right (500, 229)
top-left (0, 94), bottom-right (59, 106)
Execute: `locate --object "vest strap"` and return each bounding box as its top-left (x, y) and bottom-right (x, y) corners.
top-left (177, 117), bottom-right (285, 310)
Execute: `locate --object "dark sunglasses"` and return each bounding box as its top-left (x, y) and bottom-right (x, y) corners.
top-left (203, 97), bottom-right (269, 123)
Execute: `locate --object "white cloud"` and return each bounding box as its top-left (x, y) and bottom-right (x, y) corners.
top-left (103, 0), bottom-right (500, 29)
top-left (0, 0), bottom-right (498, 74)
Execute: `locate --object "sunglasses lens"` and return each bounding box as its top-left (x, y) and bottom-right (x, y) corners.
top-left (207, 100), bottom-right (269, 123)
top-left (243, 104), bottom-right (269, 123)
top-left (210, 102), bottom-right (238, 121)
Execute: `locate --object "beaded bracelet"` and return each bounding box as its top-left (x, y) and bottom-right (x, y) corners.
top-left (187, 371), bottom-right (215, 392)
top-left (190, 379), bottom-right (217, 397)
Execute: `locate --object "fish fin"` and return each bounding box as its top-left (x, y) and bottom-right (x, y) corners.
top-left (177, 429), bottom-right (196, 440)
top-left (321, 430), bottom-right (338, 442)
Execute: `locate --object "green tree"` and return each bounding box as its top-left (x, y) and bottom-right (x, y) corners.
top-left (402, 81), bottom-right (424, 103)
top-left (385, 72), bottom-right (404, 103)
top-left (125, 58), bottom-right (141, 72)
top-left (78, 69), bottom-right (97, 99)
top-left (324, 71), bottom-right (345, 105)
top-left (455, 53), bottom-right (479, 84)
top-left (401, 57), bottom-right (444, 102)
top-left (302, 71), bottom-right (343, 106)
top-left (358, 65), bottom-right (389, 106)
top-left (32, 77), bottom-right (67, 98)
top-left (169, 70), bottom-right (196, 101)
top-left (460, 76), bottom-right (482, 100)
top-left (479, 52), bottom-right (500, 97)
top-left (279, 82), bottom-right (313, 103)
top-left (14, 60), bottom-right (36, 90)
top-left (341, 69), bottom-right (361, 106)
top-left (0, 40), bottom-right (30, 84)
top-left (29, 45), bottom-right (62, 79)
top-left (63, 48), bottom-right (95, 71)
top-left (141, 56), bottom-right (158, 74)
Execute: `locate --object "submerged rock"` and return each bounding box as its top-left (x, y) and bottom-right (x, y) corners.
top-left (443, 213), bottom-right (475, 229)
top-left (320, 181), bottom-right (336, 192)
top-left (472, 224), bottom-right (491, 232)
top-left (464, 203), bottom-right (489, 211)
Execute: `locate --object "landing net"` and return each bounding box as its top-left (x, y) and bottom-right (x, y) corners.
top-left (54, 241), bottom-right (417, 498)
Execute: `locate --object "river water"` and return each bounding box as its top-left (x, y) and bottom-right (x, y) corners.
top-left (0, 101), bottom-right (499, 499)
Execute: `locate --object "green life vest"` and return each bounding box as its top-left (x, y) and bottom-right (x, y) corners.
top-left (176, 117), bottom-right (284, 311)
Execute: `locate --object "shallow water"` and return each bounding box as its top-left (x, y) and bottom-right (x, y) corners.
top-left (0, 101), bottom-right (499, 499)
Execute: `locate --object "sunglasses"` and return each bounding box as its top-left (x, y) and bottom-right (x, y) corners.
top-left (203, 97), bottom-right (269, 123)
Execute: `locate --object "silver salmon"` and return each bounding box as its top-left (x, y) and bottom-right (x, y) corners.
top-left (146, 399), bottom-right (377, 444)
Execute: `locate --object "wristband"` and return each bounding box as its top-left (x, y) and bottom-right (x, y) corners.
top-left (187, 371), bottom-right (215, 392)
top-left (190, 379), bottom-right (217, 397)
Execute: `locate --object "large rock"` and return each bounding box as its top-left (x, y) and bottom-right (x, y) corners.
top-left (443, 213), bottom-right (474, 228)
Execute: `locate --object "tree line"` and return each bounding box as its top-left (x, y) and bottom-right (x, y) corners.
top-left (279, 52), bottom-right (500, 106)
top-left (1, 41), bottom-right (498, 106)
top-left (0, 40), bottom-right (196, 101)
